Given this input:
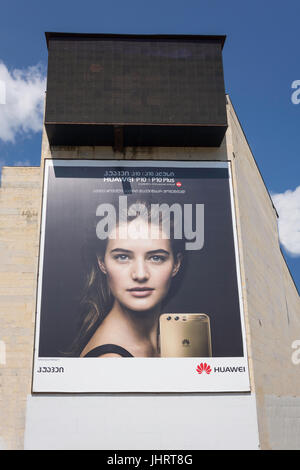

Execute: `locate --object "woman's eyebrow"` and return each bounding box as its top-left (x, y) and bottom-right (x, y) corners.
top-left (110, 248), bottom-right (170, 255)
top-left (147, 249), bottom-right (170, 255)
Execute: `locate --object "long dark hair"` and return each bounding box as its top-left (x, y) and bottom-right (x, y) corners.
top-left (69, 198), bottom-right (186, 356)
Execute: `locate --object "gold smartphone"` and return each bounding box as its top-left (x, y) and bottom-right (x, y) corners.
top-left (159, 313), bottom-right (212, 357)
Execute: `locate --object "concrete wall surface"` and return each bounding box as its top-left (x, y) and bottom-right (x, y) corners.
top-left (226, 96), bottom-right (300, 449)
top-left (0, 167), bottom-right (41, 449)
top-left (24, 393), bottom-right (259, 450)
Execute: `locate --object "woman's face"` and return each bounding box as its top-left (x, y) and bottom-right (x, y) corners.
top-left (98, 218), bottom-right (182, 313)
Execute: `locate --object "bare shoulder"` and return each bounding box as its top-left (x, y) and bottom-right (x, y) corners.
top-left (80, 324), bottom-right (128, 358)
top-left (97, 353), bottom-right (123, 358)
top-left (80, 323), bottom-right (110, 357)
top-left (79, 313), bottom-right (133, 357)
top-left (80, 342), bottom-right (124, 358)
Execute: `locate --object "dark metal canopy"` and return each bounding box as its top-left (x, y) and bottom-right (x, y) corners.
top-left (44, 32), bottom-right (227, 148)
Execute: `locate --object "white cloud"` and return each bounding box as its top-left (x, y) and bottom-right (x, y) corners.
top-left (13, 159), bottom-right (31, 166)
top-left (272, 186), bottom-right (300, 257)
top-left (0, 61), bottom-right (46, 143)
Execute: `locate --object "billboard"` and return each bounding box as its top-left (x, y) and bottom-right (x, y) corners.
top-left (45, 33), bottom-right (227, 147)
top-left (32, 160), bottom-right (250, 392)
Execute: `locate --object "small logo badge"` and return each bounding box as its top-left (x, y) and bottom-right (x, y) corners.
top-left (196, 363), bottom-right (212, 375)
top-left (182, 338), bottom-right (190, 346)
top-left (176, 181), bottom-right (182, 188)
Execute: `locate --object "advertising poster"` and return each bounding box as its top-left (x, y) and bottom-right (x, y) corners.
top-left (32, 160), bottom-right (250, 392)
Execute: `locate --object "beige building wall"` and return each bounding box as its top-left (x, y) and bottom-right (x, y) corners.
top-left (0, 97), bottom-right (299, 449)
top-left (0, 167), bottom-right (41, 450)
top-left (226, 96), bottom-right (300, 449)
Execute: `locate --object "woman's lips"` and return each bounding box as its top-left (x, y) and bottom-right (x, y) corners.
top-left (127, 287), bottom-right (154, 298)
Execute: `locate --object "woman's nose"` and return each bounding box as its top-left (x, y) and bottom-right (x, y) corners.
top-left (131, 259), bottom-right (149, 281)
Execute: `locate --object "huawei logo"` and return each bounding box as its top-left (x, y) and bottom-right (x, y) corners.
top-left (196, 363), bottom-right (212, 375)
top-left (182, 339), bottom-right (190, 346)
top-left (176, 181), bottom-right (182, 188)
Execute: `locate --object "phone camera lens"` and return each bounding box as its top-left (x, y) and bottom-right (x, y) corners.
top-left (175, 316), bottom-right (179, 321)
top-left (167, 316), bottom-right (171, 321)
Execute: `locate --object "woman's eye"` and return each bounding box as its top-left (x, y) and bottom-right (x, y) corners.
top-left (114, 254), bottom-right (129, 262)
top-left (150, 255), bottom-right (166, 263)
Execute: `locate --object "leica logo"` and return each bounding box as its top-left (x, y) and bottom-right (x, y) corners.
top-left (182, 339), bottom-right (190, 346)
top-left (196, 363), bottom-right (212, 375)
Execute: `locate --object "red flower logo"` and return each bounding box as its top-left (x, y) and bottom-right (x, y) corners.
top-left (176, 181), bottom-right (182, 188)
top-left (196, 363), bottom-right (212, 375)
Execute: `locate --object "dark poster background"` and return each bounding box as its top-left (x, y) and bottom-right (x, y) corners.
top-left (38, 162), bottom-right (244, 358)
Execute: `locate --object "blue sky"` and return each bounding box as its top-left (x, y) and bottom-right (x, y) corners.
top-left (0, 0), bottom-right (299, 290)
